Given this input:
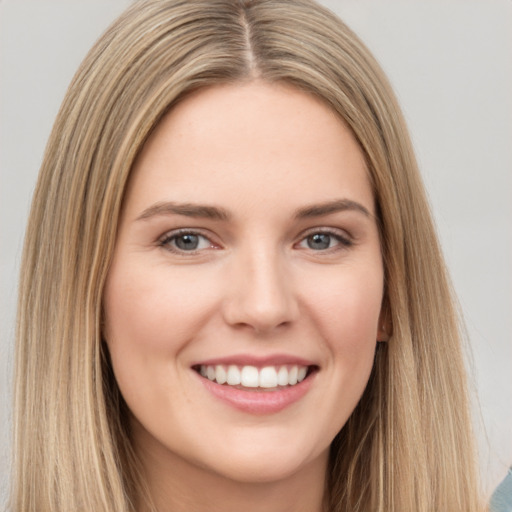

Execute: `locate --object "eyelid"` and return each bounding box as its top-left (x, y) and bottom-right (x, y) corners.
top-left (295, 226), bottom-right (354, 250)
top-left (299, 226), bottom-right (353, 242)
top-left (158, 228), bottom-right (220, 253)
top-left (156, 226), bottom-right (354, 254)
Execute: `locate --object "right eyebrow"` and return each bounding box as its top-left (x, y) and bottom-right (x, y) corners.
top-left (135, 201), bottom-right (231, 222)
top-left (294, 198), bottom-right (372, 220)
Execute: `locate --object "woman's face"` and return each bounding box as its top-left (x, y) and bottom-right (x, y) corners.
top-left (104, 81), bottom-right (385, 485)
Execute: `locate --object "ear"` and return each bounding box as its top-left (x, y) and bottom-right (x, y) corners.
top-left (377, 298), bottom-right (392, 342)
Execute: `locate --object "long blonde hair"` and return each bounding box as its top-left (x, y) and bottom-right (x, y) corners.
top-left (11, 0), bottom-right (484, 510)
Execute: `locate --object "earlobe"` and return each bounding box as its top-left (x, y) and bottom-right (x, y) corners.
top-left (377, 299), bottom-right (392, 342)
top-left (377, 326), bottom-right (390, 343)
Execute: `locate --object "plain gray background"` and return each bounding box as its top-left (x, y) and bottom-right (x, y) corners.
top-left (1, 0), bottom-right (511, 503)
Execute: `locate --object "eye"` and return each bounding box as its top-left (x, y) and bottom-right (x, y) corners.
top-left (297, 230), bottom-right (352, 251)
top-left (159, 230), bottom-right (215, 253)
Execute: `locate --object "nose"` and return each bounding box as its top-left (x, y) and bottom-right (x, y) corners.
top-left (222, 247), bottom-right (299, 334)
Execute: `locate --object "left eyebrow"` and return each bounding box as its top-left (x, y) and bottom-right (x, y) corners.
top-left (135, 201), bottom-right (231, 222)
top-left (294, 199), bottom-right (372, 219)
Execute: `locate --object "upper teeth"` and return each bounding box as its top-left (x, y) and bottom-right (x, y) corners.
top-left (199, 364), bottom-right (308, 388)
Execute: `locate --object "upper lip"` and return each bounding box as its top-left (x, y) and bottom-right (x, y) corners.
top-left (191, 353), bottom-right (317, 368)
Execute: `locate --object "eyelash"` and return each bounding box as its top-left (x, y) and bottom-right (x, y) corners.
top-left (158, 229), bottom-right (216, 254)
top-left (296, 228), bottom-right (353, 252)
top-left (158, 228), bottom-right (353, 254)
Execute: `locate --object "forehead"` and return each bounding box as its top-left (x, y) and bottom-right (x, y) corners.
top-left (124, 80), bottom-right (373, 219)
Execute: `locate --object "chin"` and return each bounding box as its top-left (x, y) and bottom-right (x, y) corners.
top-left (194, 429), bottom-right (330, 485)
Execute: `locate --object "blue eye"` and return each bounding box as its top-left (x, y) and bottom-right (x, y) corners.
top-left (174, 233), bottom-right (201, 250)
top-left (298, 231), bottom-right (351, 251)
top-left (160, 231), bottom-right (213, 252)
top-left (307, 233), bottom-right (332, 250)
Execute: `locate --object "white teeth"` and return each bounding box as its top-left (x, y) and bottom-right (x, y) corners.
top-left (277, 366), bottom-right (289, 386)
top-left (297, 366), bottom-right (307, 383)
top-left (288, 366), bottom-right (298, 385)
top-left (198, 364), bottom-right (310, 388)
top-left (241, 366), bottom-right (259, 387)
top-left (226, 365), bottom-right (241, 385)
top-left (259, 366), bottom-right (278, 388)
top-left (215, 365), bottom-right (227, 384)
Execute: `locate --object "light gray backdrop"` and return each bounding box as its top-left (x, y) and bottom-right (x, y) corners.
top-left (1, 0), bottom-right (511, 504)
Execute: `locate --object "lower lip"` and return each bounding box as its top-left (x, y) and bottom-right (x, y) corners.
top-left (196, 372), bottom-right (315, 415)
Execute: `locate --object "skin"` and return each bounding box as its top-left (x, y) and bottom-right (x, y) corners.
top-left (104, 81), bottom-right (387, 512)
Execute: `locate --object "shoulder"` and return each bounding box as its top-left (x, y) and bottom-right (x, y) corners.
top-left (490, 468), bottom-right (512, 512)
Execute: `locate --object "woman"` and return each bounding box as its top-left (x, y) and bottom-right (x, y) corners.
top-left (10, 0), bottom-right (486, 510)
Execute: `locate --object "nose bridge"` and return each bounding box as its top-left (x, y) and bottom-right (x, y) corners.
top-left (223, 239), bottom-right (298, 332)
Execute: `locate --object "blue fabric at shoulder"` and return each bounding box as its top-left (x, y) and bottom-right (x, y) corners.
top-left (490, 467), bottom-right (512, 512)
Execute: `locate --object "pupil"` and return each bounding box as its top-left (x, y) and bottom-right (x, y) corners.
top-left (176, 234), bottom-right (199, 250)
top-left (308, 233), bottom-right (330, 250)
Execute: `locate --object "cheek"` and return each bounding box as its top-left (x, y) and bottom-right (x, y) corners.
top-left (281, 265), bottom-right (383, 450)
top-left (304, 266), bottom-right (384, 350)
top-left (102, 263), bottom-right (219, 424)
top-left (300, 262), bottom-right (383, 411)
top-left (103, 263), bottom-right (218, 355)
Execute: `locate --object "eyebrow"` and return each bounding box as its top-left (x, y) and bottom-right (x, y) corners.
top-left (294, 199), bottom-right (371, 219)
top-left (136, 201), bottom-right (231, 221)
top-left (135, 198), bottom-right (371, 222)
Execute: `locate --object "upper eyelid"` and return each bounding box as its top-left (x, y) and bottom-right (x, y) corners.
top-left (298, 226), bottom-right (353, 240)
top-left (159, 227), bottom-right (213, 242)
top-left (294, 228), bottom-right (355, 253)
top-left (158, 229), bottom-right (219, 253)
top-left (156, 226), bottom-right (354, 248)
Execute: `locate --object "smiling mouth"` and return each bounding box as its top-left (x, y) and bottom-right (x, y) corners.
top-left (192, 364), bottom-right (318, 390)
